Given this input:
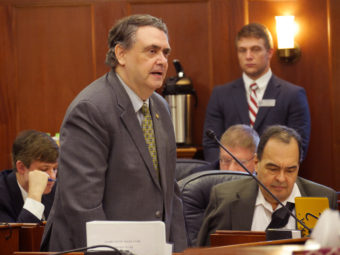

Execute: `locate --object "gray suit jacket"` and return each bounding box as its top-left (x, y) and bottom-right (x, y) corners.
top-left (197, 177), bottom-right (337, 247)
top-left (41, 71), bottom-right (187, 252)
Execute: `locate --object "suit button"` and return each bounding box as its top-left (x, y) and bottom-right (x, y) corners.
top-left (155, 210), bottom-right (162, 218)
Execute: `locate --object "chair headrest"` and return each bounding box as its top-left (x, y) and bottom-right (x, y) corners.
top-left (175, 158), bottom-right (210, 181)
top-left (178, 170), bottom-right (250, 246)
top-left (179, 170), bottom-right (250, 208)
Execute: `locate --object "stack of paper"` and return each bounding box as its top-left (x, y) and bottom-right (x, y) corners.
top-left (86, 221), bottom-right (172, 255)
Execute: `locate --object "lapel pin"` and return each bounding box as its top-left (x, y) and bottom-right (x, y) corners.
top-left (156, 113), bottom-right (159, 119)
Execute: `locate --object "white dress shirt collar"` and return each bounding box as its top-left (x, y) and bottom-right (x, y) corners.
top-left (17, 179), bottom-right (28, 201)
top-left (256, 182), bottom-right (301, 212)
top-left (243, 69), bottom-right (272, 101)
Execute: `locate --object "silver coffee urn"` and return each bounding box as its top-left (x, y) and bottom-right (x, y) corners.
top-left (163, 60), bottom-right (197, 146)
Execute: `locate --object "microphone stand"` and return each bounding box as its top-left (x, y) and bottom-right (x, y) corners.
top-left (206, 129), bottom-right (311, 234)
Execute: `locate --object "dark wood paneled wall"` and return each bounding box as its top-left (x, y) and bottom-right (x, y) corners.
top-left (247, 0), bottom-right (336, 188)
top-left (0, 0), bottom-right (339, 190)
top-left (330, 0), bottom-right (340, 192)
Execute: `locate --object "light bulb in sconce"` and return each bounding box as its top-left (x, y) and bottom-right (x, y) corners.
top-left (275, 15), bottom-right (301, 63)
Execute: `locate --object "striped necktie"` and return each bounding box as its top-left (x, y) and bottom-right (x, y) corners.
top-left (249, 83), bottom-right (259, 127)
top-left (141, 103), bottom-right (159, 176)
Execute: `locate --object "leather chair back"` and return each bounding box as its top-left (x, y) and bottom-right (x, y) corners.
top-left (178, 170), bottom-right (250, 246)
top-left (175, 158), bottom-right (210, 181)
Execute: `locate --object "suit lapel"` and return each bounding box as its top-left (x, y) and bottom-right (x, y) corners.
top-left (108, 72), bottom-right (161, 190)
top-left (254, 76), bottom-right (280, 129)
top-left (296, 178), bottom-right (307, 196)
top-left (231, 80), bottom-right (250, 125)
top-left (7, 171), bottom-right (25, 217)
top-left (149, 96), bottom-right (169, 192)
top-left (231, 179), bottom-right (258, 230)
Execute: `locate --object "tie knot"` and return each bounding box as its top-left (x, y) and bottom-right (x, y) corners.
top-left (141, 103), bottom-right (149, 116)
top-left (250, 83), bottom-right (258, 91)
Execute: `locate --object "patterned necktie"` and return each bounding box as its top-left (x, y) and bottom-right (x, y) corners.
top-left (249, 83), bottom-right (259, 127)
top-left (267, 202), bottom-right (295, 229)
top-left (141, 103), bottom-right (159, 176)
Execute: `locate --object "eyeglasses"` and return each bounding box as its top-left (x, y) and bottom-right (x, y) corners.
top-left (219, 154), bottom-right (255, 166)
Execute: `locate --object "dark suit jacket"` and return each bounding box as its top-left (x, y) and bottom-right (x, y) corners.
top-left (203, 75), bottom-right (311, 162)
top-left (197, 177), bottom-right (337, 246)
top-left (0, 169), bottom-right (55, 223)
top-left (41, 71), bottom-right (187, 252)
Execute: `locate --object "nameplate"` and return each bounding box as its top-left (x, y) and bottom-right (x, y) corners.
top-left (259, 99), bottom-right (276, 107)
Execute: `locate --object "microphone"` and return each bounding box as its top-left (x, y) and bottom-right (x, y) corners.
top-left (206, 129), bottom-right (311, 235)
top-left (51, 244), bottom-right (135, 255)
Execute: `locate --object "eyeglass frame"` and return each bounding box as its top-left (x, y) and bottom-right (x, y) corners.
top-left (219, 154), bottom-right (256, 166)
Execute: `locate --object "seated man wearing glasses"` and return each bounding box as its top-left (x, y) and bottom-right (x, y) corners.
top-left (194, 124), bottom-right (259, 173)
top-left (0, 130), bottom-right (58, 223)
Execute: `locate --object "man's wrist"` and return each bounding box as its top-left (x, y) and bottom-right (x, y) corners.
top-left (23, 198), bottom-right (45, 220)
top-left (27, 192), bottom-right (43, 202)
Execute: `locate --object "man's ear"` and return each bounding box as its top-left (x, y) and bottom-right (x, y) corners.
top-left (115, 44), bottom-right (127, 66)
top-left (267, 48), bottom-right (274, 59)
top-left (16, 160), bottom-right (27, 175)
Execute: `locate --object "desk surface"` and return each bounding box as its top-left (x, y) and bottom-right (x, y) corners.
top-left (184, 244), bottom-right (314, 255)
top-left (14, 253), bottom-right (83, 255)
top-left (12, 245), bottom-right (340, 255)
top-left (176, 147), bottom-right (198, 158)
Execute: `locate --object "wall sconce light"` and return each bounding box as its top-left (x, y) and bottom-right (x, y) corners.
top-left (275, 15), bottom-right (301, 63)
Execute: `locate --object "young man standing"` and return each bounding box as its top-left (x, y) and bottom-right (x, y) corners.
top-left (203, 23), bottom-right (311, 163)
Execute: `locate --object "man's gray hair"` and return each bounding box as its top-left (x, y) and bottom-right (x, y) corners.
top-left (220, 124), bottom-right (259, 152)
top-left (105, 14), bottom-right (168, 69)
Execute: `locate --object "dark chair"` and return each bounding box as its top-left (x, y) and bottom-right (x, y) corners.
top-left (175, 158), bottom-right (210, 181)
top-left (178, 170), bottom-right (250, 247)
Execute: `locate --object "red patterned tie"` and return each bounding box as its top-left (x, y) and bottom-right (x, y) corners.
top-left (249, 83), bottom-right (259, 127)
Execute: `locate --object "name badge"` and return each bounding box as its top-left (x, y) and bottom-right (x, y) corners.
top-left (259, 99), bottom-right (276, 107)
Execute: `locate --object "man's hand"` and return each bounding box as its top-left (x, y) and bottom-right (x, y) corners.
top-left (27, 170), bottom-right (49, 202)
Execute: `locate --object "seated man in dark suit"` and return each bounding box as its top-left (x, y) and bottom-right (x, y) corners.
top-left (0, 130), bottom-right (58, 223)
top-left (197, 125), bottom-right (337, 246)
top-left (192, 124), bottom-right (259, 174)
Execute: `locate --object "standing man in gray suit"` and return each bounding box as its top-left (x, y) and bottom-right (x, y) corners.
top-left (197, 125), bottom-right (337, 247)
top-left (203, 23), bottom-right (311, 162)
top-left (41, 14), bottom-right (187, 252)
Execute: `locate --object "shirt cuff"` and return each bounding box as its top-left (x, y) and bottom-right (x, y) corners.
top-left (23, 198), bottom-right (45, 220)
